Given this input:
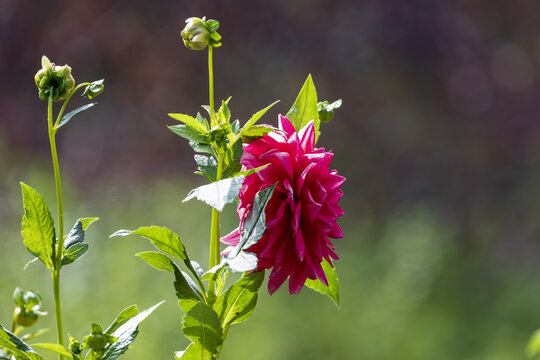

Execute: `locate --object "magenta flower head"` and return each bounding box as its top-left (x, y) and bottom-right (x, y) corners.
top-left (222, 116), bottom-right (345, 294)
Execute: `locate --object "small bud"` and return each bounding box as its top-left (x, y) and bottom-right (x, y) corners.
top-left (69, 336), bottom-right (82, 355)
top-left (181, 17), bottom-right (222, 50)
top-left (208, 122), bottom-right (231, 147)
top-left (317, 99), bottom-right (342, 123)
top-left (83, 79), bottom-right (104, 99)
top-left (13, 307), bottom-right (38, 327)
top-left (34, 56), bottom-right (76, 101)
top-left (181, 17), bottom-right (210, 50)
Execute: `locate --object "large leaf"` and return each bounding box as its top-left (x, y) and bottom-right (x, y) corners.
top-left (183, 176), bottom-right (244, 212)
top-left (57, 103), bottom-right (97, 129)
top-left (304, 259), bottom-right (340, 307)
top-left (20, 182), bottom-right (56, 269)
top-left (168, 124), bottom-right (208, 144)
top-left (178, 302), bottom-right (223, 360)
top-left (0, 324), bottom-right (43, 360)
top-left (168, 113), bottom-right (208, 133)
top-left (286, 74), bottom-right (320, 142)
top-left (111, 226), bottom-right (187, 260)
top-left (213, 272), bottom-right (264, 327)
top-left (101, 302), bottom-right (163, 360)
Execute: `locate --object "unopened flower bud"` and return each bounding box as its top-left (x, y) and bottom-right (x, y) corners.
top-left (208, 122), bottom-right (231, 147)
top-left (69, 336), bottom-right (82, 355)
top-left (317, 99), bottom-right (342, 123)
top-left (83, 79), bottom-right (104, 99)
top-left (13, 307), bottom-right (38, 327)
top-left (34, 56), bottom-right (75, 101)
top-left (181, 17), bottom-right (210, 50)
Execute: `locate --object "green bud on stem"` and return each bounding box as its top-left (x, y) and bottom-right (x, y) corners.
top-left (83, 79), bottom-right (105, 99)
top-left (181, 16), bottom-right (222, 50)
top-left (34, 56), bottom-right (75, 101)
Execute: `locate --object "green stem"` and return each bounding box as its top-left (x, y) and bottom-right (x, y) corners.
top-left (48, 93), bottom-right (65, 360)
top-left (215, 324), bottom-right (230, 359)
top-left (207, 155), bottom-right (224, 302)
top-left (54, 82), bottom-right (90, 128)
top-left (208, 46), bottom-right (215, 120)
top-left (10, 312), bottom-right (16, 333)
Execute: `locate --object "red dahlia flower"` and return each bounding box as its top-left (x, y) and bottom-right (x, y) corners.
top-left (222, 115), bottom-right (345, 294)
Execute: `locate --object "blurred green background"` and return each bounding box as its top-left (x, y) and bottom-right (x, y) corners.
top-left (2, 0), bottom-right (540, 359)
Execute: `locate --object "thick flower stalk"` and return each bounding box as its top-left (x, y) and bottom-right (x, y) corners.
top-left (222, 115), bottom-right (345, 294)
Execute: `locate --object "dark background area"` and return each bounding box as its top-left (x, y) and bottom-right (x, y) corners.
top-left (2, 0), bottom-right (540, 359)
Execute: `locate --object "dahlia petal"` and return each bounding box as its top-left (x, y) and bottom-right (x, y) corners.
top-left (278, 115), bottom-right (296, 136)
top-left (294, 219), bottom-right (306, 261)
top-left (289, 263), bottom-right (308, 295)
top-left (313, 260), bottom-right (329, 286)
top-left (221, 228), bottom-right (241, 246)
top-left (303, 189), bottom-right (322, 223)
top-left (298, 120), bottom-right (315, 152)
top-left (328, 223), bottom-right (344, 239)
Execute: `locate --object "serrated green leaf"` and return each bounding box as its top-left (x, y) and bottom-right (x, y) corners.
top-left (194, 155), bottom-right (218, 182)
top-left (20, 182), bottom-right (56, 269)
top-left (32, 343), bottom-right (72, 358)
top-left (101, 302), bottom-right (163, 360)
top-left (181, 302), bottom-right (222, 360)
top-left (286, 74), bottom-right (320, 141)
top-left (173, 262), bottom-right (204, 313)
top-left (169, 113), bottom-right (208, 133)
top-left (0, 324), bottom-right (43, 360)
top-left (183, 176), bottom-right (244, 212)
top-left (61, 243), bottom-right (88, 266)
top-left (135, 251), bottom-right (175, 272)
top-left (214, 272), bottom-right (264, 327)
top-left (168, 125), bottom-right (208, 144)
top-left (232, 100), bottom-right (279, 148)
top-left (57, 103), bottom-right (97, 129)
top-left (111, 226), bottom-right (187, 260)
top-left (305, 259), bottom-right (340, 307)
